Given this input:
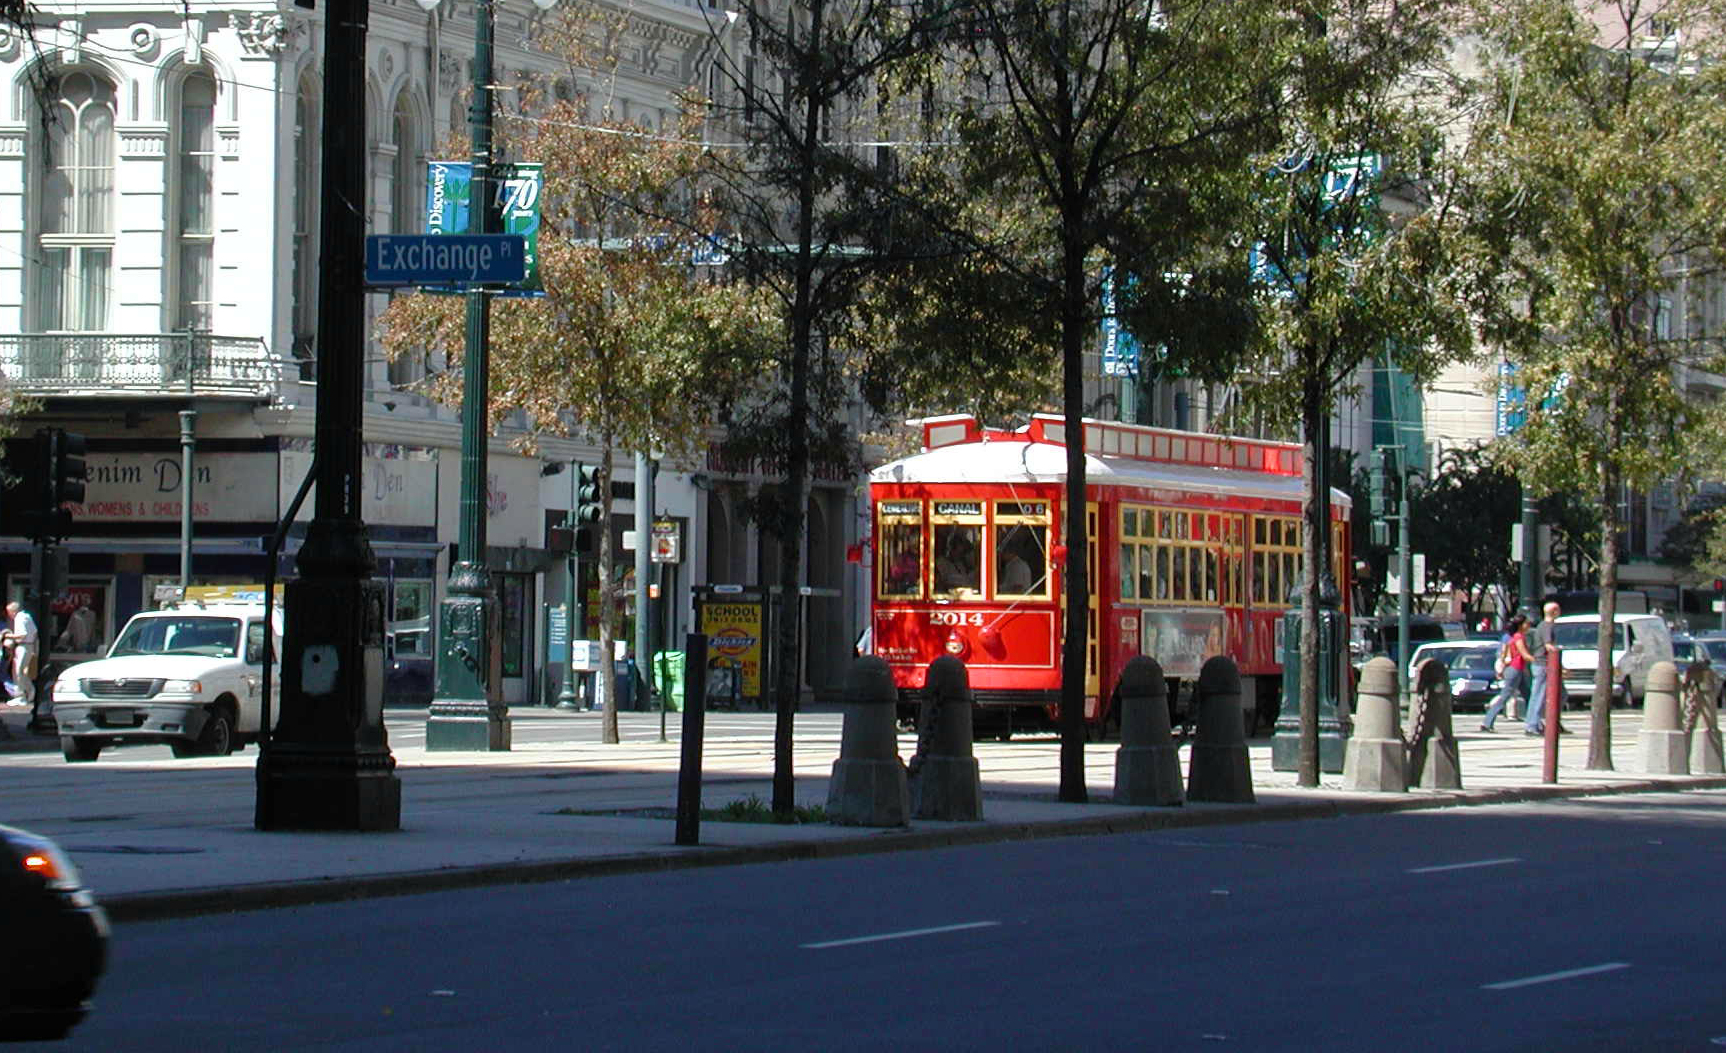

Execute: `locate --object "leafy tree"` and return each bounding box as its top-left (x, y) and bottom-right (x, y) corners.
top-left (880, 0), bottom-right (1291, 802)
top-left (1660, 491), bottom-right (1726, 580)
top-left (379, 8), bottom-right (775, 744)
top-left (1453, 0), bottom-right (1726, 769)
top-left (1409, 443), bottom-right (1519, 618)
top-left (1237, 0), bottom-right (1473, 786)
top-left (700, 0), bottom-right (964, 816)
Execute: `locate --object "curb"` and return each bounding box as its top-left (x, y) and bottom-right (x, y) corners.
top-left (100, 774), bottom-right (1726, 925)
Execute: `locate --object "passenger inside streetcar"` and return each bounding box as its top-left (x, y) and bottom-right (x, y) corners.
top-left (995, 525), bottom-right (1046, 596)
top-left (933, 527), bottom-right (981, 595)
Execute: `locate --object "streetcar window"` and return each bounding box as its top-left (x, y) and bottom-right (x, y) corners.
top-left (879, 519), bottom-right (923, 598)
top-left (1139, 543), bottom-right (1154, 600)
top-left (933, 524), bottom-right (982, 596)
top-left (1251, 514), bottom-right (1303, 608)
top-left (1121, 544), bottom-right (1136, 600)
top-left (994, 524), bottom-right (1046, 597)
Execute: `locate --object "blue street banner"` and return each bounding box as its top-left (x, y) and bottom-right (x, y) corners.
top-left (425, 161), bottom-right (544, 296)
top-left (1100, 266), bottom-right (1140, 378)
top-left (1496, 359), bottom-right (1527, 436)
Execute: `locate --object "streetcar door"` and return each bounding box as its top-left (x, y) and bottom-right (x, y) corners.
top-left (1086, 501), bottom-right (1100, 708)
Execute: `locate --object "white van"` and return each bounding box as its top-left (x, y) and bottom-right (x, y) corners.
top-left (1551, 612), bottom-right (1674, 706)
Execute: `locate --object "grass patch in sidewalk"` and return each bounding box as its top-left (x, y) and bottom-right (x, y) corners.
top-left (553, 793), bottom-right (828, 825)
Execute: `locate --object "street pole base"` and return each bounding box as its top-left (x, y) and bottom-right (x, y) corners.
top-left (1270, 718), bottom-right (1349, 773)
top-left (255, 748), bottom-right (401, 832)
top-left (425, 701), bottom-right (512, 751)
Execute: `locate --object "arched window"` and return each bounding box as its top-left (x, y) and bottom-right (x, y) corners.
top-left (291, 74), bottom-right (319, 378)
top-left (35, 70), bottom-right (117, 333)
top-left (176, 73), bottom-right (217, 331)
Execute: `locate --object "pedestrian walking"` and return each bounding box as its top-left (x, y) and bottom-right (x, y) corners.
top-left (1480, 614), bottom-right (1531, 731)
top-left (1523, 600), bottom-right (1561, 735)
top-left (3, 601), bottom-right (39, 706)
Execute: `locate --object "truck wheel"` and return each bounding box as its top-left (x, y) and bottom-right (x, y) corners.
top-left (196, 705), bottom-right (235, 756)
top-left (61, 736), bottom-right (101, 763)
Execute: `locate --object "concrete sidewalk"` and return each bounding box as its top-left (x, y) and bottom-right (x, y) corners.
top-left (2, 705), bottom-right (1720, 923)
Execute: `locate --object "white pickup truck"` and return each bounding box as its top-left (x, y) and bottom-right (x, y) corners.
top-left (50, 601), bottom-right (281, 763)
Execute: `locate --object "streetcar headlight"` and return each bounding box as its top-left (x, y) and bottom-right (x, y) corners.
top-left (944, 631), bottom-right (969, 658)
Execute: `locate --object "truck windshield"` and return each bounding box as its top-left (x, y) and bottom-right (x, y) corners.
top-left (109, 616), bottom-right (242, 659)
top-left (1552, 622), bottom-right (1626, 650)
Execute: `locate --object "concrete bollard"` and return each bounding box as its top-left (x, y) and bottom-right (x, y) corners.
top-left (826, 657), bottom-right (910, 827)
top-left (909, 656), bottom-right (983, 821)
top-left (1682, 662), bottom-right (1724, 774)
top-left (1691, 722), bottom-right (1724, 774)
top-left (1639, 661), bottom-right (1688, 775)
top-left (1344, 657), bottom-right (1407, 792)
top-left (1406, 659), bottom-right (1461, 790)
top-left (1113, 656), bottom-right (1183, 807)
top-left (1187, 656), bottom-right (1255, 803)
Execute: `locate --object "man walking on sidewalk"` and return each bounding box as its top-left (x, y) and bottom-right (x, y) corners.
top-left (1523, 600), bottom-right (1561, 735)
top-left (2, 601), bottom-right (38, 706)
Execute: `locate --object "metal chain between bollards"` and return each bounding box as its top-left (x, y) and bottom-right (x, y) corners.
top-left (1403, 686), bottom-right (1431, 753)
top-left (907, 689), bottom-right (943, 780)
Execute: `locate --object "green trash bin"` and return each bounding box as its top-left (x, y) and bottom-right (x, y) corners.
top-left (653, 651), bottom-right (686, 712)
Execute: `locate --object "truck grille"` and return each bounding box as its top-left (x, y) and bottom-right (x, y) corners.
top-left (83, 678), bottom-right (165, 699)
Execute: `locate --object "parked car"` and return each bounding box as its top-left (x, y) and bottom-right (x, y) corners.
top-left (1672, 634), bottom-right (1726, 707)
top-left (0, 824), bottom-right (107, 1041)
top-left (1552, 612), bottom-right (1674, 707)
top-left (1406, 640), bottom-right (1505, 712)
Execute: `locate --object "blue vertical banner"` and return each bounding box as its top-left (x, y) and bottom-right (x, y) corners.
top-left (1496, 359), bottom-right (1527, 436)
top-left (1100, 266), bottom-right (1140, 377)
top-left (425, 160), bottom-right (544, 296)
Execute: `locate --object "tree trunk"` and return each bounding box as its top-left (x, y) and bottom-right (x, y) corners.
top-left (1058, 231), bottom-right (1088, 804)
top-left (770, 0), bottom-right (823, 819)
top-left (1298, 373), bottom-right (1322, 787)
top-left (1587, 431), bottom-right (1620, 771)
top-left (599, 441), bottom-right (619, 745)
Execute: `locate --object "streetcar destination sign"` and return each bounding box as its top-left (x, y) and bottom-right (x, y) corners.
top-left (364, 233), bottom-right (527, 286)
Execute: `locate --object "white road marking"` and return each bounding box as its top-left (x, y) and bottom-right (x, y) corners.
top-left (801, 921), bottom-right (1000, 949)
top-left (1407, 857), bottom-right (1521, 874)
top-left (1482, 962), bottom-right (1630, 990)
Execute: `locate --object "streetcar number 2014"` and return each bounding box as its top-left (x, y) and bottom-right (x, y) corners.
top-left (929, 611), bottom-right (983, 626)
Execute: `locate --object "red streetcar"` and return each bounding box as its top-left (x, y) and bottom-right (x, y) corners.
top-left (868, 413), bottom-right (1352, 736)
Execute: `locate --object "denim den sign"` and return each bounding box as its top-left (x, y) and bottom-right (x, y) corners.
top-left (75, 452), bottom-right (278, 522)
top-left (279, 444), bottom-right (437, 528)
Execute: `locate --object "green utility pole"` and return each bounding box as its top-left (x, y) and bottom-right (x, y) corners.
top-left (426, 0), bottom-right (510, 750)
top-left (257, 0), bottom-right (400, 830)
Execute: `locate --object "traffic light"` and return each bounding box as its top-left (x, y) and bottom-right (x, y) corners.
top-left (572, 464), bottom-right (604, 557)
top-left (49, 429), bottom-right (87, 509)
top-left (1368, 447), bottom-right (1392, 520)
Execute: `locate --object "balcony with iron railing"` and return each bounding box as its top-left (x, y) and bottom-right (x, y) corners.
top-left (0, 333), bottom-right (291, 399)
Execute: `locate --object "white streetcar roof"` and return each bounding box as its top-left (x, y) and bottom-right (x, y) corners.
top-left (870, 439), bottom-right (1351, 507)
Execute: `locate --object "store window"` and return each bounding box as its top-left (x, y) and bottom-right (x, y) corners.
top-left (8, 578), bottom-right (114, 661)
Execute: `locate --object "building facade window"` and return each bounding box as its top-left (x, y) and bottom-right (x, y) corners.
top-left (176, 73), bottom-right (217, 331)
top-left (35, 70), bottom-right (117, 334)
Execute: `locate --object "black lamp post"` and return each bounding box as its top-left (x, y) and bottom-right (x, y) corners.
top-left (256, 0), bottom-right (401, 831)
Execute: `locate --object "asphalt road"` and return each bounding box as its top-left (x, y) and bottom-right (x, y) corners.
top-left (33, 790), bottom-right (1726, 1052)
